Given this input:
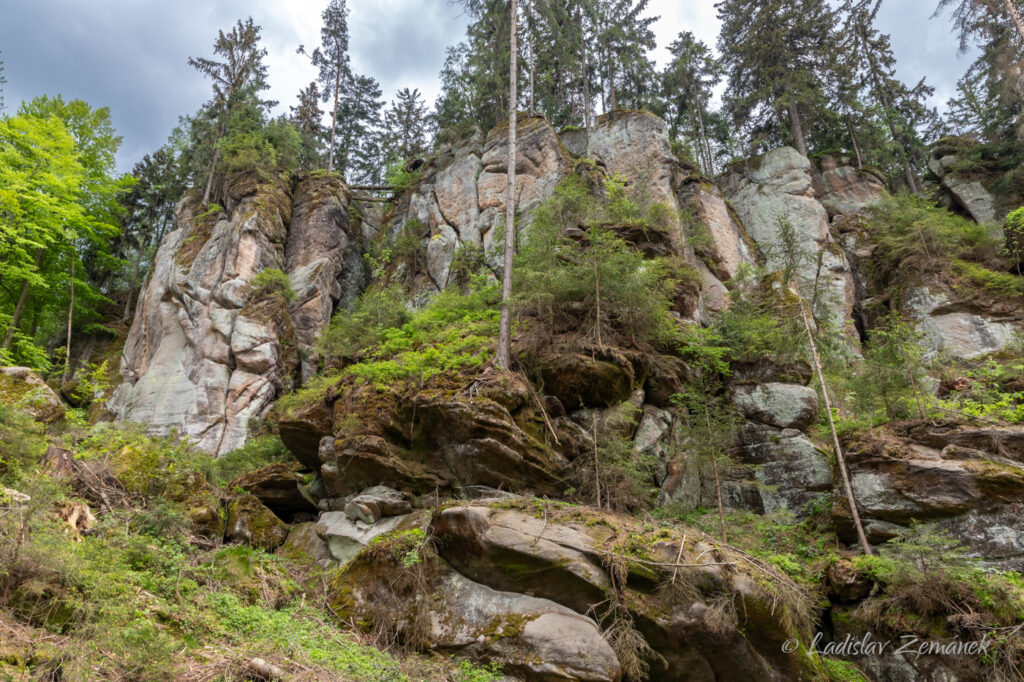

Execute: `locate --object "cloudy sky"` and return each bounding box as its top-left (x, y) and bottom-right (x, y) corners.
top-left (0, 0), bottom-right (975, 171)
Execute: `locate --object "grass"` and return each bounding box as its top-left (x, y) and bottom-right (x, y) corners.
top-left (0, 406), bottom-right (501, 681)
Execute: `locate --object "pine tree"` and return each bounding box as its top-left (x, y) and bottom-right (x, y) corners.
top-left (716, 0), bottom-right (843, 157)
top-left (303, 0), bottom-right (351, 173)
top-left (381, 88), bottom-right (431, 165)
top-left (188, 17), bottom-right (272, 204)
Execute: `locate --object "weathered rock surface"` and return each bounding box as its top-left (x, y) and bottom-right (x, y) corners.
top-left (813, 156), bottom-right (886, 217)
top-left (226, 494), bottom-right (289, 551)
top-left (901, 277), bottom-right (1022, 359)
top-left (343, 485), bottom-right (412, 524)
top-left (929, 146), bottom-right (998, 224)
top-left (277, 521), bottom-right (334, 567)
top-left (315, 511), bottom-right (409, 565)
top-left (428, 504), bottom-right (821, 681)
top-left (230, 463), bottom-right (317, 520)
top-left (724, 147), bottom-right (857, 334)
top-left (732, 382), bottom-right (819, 431)
top-left (110, 174), bottom-right (364, 454)
top-left (836, 423), bottom-right (1024, 568)
top-left (0, 366), bottom-right (65, 424)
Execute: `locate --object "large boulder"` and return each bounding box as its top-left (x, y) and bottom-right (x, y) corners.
top-left (928, 145), bottom-right (998, 224)
top-left (230, 463), bottom-right (317, 521)
top-left (226, 494), bottom-right (289, 551)
top-left (901, 275), bottom-right (1022, 359)
top-left (813, 156), bottom-right (886, 217)
top-left (429, 504), bottom-right (824, 681)
top-left (835, 424), bottom-right (1024, 568)
top-left (732, 382), bottom-right (819, 431)
top-left (315, 510), bottom-right (411, 565)
top-left (0, 366), bottom-right (65, 424)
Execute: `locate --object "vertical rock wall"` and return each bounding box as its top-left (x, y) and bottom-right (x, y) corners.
top-left (110, 173), bottom-right (366, 455)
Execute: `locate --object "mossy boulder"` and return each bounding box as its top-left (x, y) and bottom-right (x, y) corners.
top-left (430, 502), bottom-right (825, 681)
top-left (330, 522), bottom-right (621, 681)
top-left (0, 367), bottom-right (65, 424)
top-left (225, 494), bottom-right (289, 551)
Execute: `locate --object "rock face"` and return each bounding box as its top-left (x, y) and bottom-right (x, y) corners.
top-left (0, 367), bottom-right (65, 424)
top-left (110, 173), bottom-right (365, 454)
top-left (929, 146), bottom-right (998, 224)
top-left (724, 147), bottom-right (857, 335)
top-left (901, 276), bottom-right (1023, 359)
top-left (813, 156), bottom-right (886, 218)
top-left (427, 504), bottom-right (821, 681)
top-left (836, 422), bottom-right (1024, 568)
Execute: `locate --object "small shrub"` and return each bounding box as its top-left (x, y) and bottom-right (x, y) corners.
top-left (249, 268), bottom-right (297, 304)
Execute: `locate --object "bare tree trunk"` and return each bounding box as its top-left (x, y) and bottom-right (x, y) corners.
top-left (705, 410), bottom-right (728, 544)
top-left (497, 0), bottom-right (518, 372)
top-left (1002, 0), bottom-right (1024, 43)
top-left (123, 244), bottom-right (145, 322)
top-left (62, 257), bottom-right (75, 383)
top-left (327, 67), bottom-right (341, 173)
top-left (695, 102), bottom-right (714, 175)
top-left (202, 145), bottom-right (220, 205)
top-left (593, 244), bottom-right (603, 348)
top-left (846, 115), bottom-right (864, 169)
top-left (797, 296), bottom-right (873, 556)
top-left (2, 249), bottom-right (44, 350)
top-left (592, 414), bottom-right (602, 510)
top-left (787, 102), bottom-right (809, 157)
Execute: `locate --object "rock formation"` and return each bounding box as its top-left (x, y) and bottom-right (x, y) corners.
top-left (109, 172), bottom-right (366, 455)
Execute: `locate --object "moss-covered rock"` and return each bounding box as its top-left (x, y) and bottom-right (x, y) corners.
top-left (225, 494), bottom-right (289, 551)
top-left (0, 367), bottom-right (65, 424)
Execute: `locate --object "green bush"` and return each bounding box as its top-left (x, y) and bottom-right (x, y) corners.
top-left (865, 194), bottom-right (1002, 270)
top-left (316, 285), bottom-right (412, 367)
top-left (249, 268), bottom-right (297, 304)
top-left (1006, 207), bottom-right (1024, 266)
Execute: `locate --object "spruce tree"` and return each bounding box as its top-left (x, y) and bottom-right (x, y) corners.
top-left (335, 74), bottom-right (384, 184)
top-left (657, 32), bottom-right (721, 173)
top-left (303, 0), bottom-right (351, 173)
top-left (381, 88), bottom-right (431, 165)
top-left (0, 51), bottom-right (6, 113)
top-left (291, 82), bottom-right (326, 170)
top-left (188, 18), bottom-right (272, 204)
top-left (716, 0), bottom-right (842, 156)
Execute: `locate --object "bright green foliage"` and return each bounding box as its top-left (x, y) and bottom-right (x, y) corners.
top-left (249, 267), bottom-right (297, 304)
top-left (384, 159), bottom-right (424, 193)
top-left (710, 266), bottom-right (806, 366)
top-left (937, 355), bottom-right (1024, 424)
top-left (315, 280), bottom-right (499, 389)
top-left (0, 98), bottom-right (125, 370)
top-left (951, 259), bottom-right (1024, 298)
top-left (514, 173), bottom-right (680, 351)
top-left (0, 408), bottom-right (499, 679)
top-left (1006, 207), bottom-right (1024, 265)
top-left (316, 284), bottom-right (411, 367)
top-left (211, 434), bottom-right (291, 486)
top-left (345, 283), bottom-right (500, 387)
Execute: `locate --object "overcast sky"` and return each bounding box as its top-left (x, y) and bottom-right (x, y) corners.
top-left (0, 0), bottom-right (975, 172)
